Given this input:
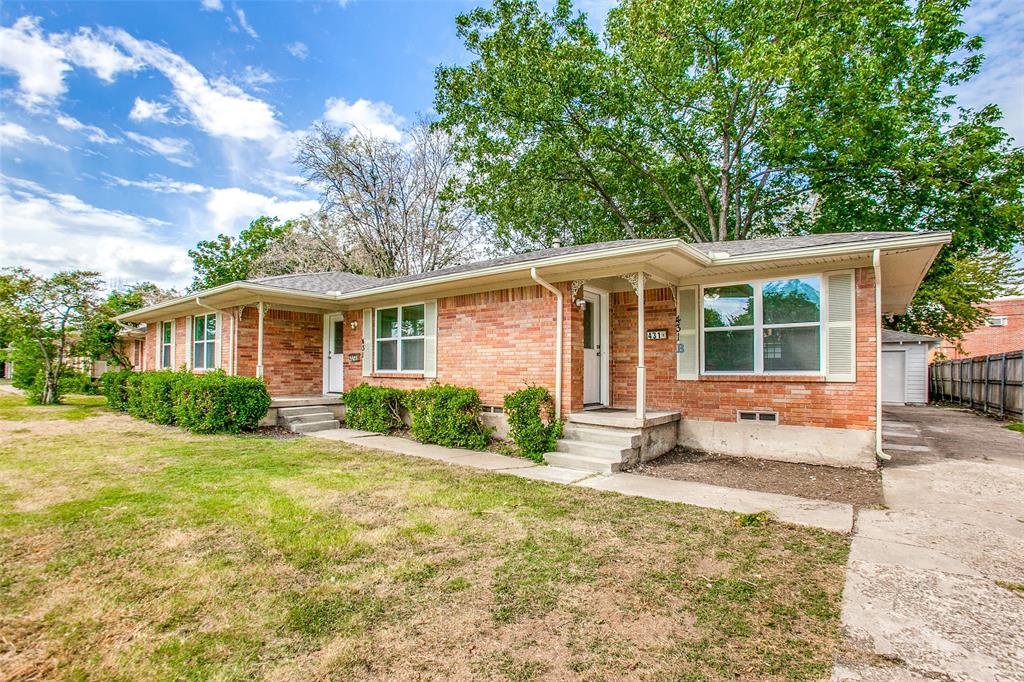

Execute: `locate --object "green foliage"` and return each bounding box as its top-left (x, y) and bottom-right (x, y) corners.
top-left (341, 383), bottom-right (406, 433)
top-left (58, 369), bottom-right (98, 396)
top-left (173, 372), bottom-right (272, 434)
top-left (101, 369), bottom-right (270, 433)
top-left (404, 384), bottom-right (491, 449)
top-left (503, 386), bottom-right (561, 462)
top-left (101, 369), bottom-right (134, 412)
top-left (8, 340), bottom-right (43, 391)
top-left (78, 282), bottom-right (178, 369)
top-left (189, 216), bottom-right (292, 291)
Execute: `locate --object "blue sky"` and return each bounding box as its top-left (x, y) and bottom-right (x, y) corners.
top-left (1, 0), bottom-right (1021, 289)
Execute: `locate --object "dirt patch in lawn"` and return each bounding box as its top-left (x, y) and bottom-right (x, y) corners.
top-left (631, 447), bottom-right (885, 509)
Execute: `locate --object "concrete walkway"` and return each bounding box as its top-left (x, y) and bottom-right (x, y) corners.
top-left (834, 405), bottom-right (1024, 681)
top-left (308, 428), bottom-right (855, 532)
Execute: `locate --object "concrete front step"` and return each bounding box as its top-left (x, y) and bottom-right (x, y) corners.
top-left (290, 419), bottom-right (341, 433)
top-left (561, 423), bottom-right (642, 448)
top-left (281, 412), bottom-right (336, 425)
top-left (554, 439), bottom-right (632, 460)
top-left (545, 450), bottom-right (622, 474)
top-left (278, 405), bottom-right (333, 418)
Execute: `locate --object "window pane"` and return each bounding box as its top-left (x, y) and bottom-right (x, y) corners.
top-left (401, 304), bottom-right (425, 337)
top-left (377, 308), bottom-right (398, 339)
top-left (163, 322), bottom-right (171, 344)
top-left (704, 329), bottom-right (754, 372)
top-left (206, 342), bottom-right (216, 369)
top-left (205, 315), bottom-right (216, 340)
top-left (162, 346), bottom-right (171, 368)
top-left (333, 321), bottom-right (344, 354)
top-left (194, 316), bottom-right (205, 341)
top-left (376, 339), bottom-right (397, 370)
top-left (194, 342), bottom-right (205, 369)
top-left (401, 338), bottom-right (424, 371)
top-left (763, 327), bottom-right (820, 372)
top-left (583, 300), bottom-right (594, 349)
top-left (763, 277), bottom-right (821, 325)
top-left (704, 284), bottom-right (754, 328)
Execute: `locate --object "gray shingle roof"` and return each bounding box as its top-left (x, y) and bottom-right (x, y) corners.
top-left (249, 271), bottom-right (381, 294)
top-left (883, 329), bottom-right (938, 343)
top-left (251, 232), bottom-right (923, 296)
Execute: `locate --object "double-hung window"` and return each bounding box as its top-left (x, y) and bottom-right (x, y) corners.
top-left (375, 304), bottom-right (425, 372)
top-left (703, 276), bottom-right (822, 374)
top-left (160, 321), bottom-right (173, 368)
top-left (193, 313), bottom-right (217, 370)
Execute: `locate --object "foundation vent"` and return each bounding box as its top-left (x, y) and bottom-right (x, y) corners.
top-left (737, 410), bottom-right (778, 424)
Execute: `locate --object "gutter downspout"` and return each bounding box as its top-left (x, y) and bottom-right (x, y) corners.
top-left (531, 268), bottom-right (563, 419)
top-left (872, 250), bottom-right (890, 462)
top-left (256, 302), bottom-right (265, 379)
top-left (195, 296), bottom-right (236, 376)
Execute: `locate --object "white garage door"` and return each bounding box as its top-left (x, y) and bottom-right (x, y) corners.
top-left (882, 350), bottom-right (906, 404)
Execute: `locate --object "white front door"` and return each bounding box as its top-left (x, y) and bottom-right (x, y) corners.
top-left (583, 291), bottom-right (603, 405)
top-left (327, 315), bottom-right (345, 393)
top-left (882, 350), bottom-right (906, 404)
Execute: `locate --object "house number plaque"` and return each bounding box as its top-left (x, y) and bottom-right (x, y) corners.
top-left (645, 329), bottom-right (668, 340)
top-left (347, 353), bottom-right (361, 363)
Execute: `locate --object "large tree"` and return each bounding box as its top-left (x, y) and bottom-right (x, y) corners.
top-left (435, 0), bottom-right (1023, 337)
top-left (78, 282), bottom-right (179, 369)
top-left (0, 269), bottom-right (104, 404)
top-left (188, 216), bottom-right (292, 291)
top-left (288, 119), bottom-right (484, 278)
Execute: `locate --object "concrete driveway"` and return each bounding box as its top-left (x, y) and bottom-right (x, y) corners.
top-left (834, 405), bottom-right (1024, 681)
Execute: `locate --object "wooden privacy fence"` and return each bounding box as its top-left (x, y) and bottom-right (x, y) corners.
top-left (929, 350), bottom-right (1023, 420)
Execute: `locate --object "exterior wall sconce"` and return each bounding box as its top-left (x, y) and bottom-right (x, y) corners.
top-left (350, 319), bottom-right (358, 330)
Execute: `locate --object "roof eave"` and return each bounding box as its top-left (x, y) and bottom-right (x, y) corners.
top-left (115, 281), bottom-right (342, 323)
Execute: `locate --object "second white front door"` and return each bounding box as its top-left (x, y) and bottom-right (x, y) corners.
top-left (327, 315), bottom-right (345, 393)
top-left (583, 292), bottom-right (603, 405)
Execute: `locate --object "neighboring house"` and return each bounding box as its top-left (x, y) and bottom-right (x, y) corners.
top-left (881, 330), bottom-right (939, 405)
top-left (934, 296), bottom-right (1024, 359)
top-left (118, 231), bottom-right (950, 471)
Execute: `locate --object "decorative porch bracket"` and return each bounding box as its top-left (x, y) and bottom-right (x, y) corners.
top-left (570, 279), bottom-right (587, 302)
top-left (620, 271), bottom-right (647, 419)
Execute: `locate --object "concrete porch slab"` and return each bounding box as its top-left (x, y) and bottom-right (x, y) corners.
top-left (568, 409), bottom-right (680, 429)
top-left (270, 395), bottom-right (344, 408)
top-left (577, 472), bottom-right (854, 533)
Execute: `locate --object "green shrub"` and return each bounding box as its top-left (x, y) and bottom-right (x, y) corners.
top-left (125, 372), bottom-right (148, 418)
top-left (139, 371), bottom-right (186, 424)
top-left (101, 369), bottom-right (134, 411)
top-left (58, 369), bottom-right (97, 396)
top-left (9, 341), bottom-right (44, 391)
top-left (404, 384), bottom-right (491, 449)
top-left (173, 371), bottom-right (271, 433)
top-left (25, 370), bottom-right (48, 405)
top-left (341, 383), bottom-right (405, 432)
top-left (503, 386), bottom-right (562, 463)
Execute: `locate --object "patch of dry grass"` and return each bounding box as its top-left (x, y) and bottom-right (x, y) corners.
top-left (0, 395), bottom-right (849, 680)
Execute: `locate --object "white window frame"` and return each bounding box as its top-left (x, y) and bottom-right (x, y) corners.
top-left (374, 303), bottom-right (426, 373)
top-left (160, 320), bottom-right (173, 369)
top-left (700, 274), bottom-right (825, 376)
top-left (985, 315), bottom-right (1008, 327)
top-left (192, 312), bottom-right (219, 371)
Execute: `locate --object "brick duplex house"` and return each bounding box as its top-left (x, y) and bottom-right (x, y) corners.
top-left (934, 296), bottom-right (1024, 359)
top-left (118, 231), bottom-right (950, 471)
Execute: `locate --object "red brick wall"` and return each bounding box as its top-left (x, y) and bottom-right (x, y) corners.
top-left (343, 284), bottom-right (580, 413)
top-left (236, 307), bottom-right (324, 395)
top-left (935, 297), bottom-right (1024, 359)
top-left (609, 268), bottom-right (878, 430)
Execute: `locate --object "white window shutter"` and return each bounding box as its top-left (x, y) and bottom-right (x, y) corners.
top-left (215, 312), bottom-right (222, 369)
top-left (171, 319), bottom-right (176, 369)
top-left (153, 324), bottom-right (160, 371)
top-left (825, 271), bottom-right (856, 382)
top-left (362, 308), bottom-right (373, 376)
top-left (676, 286), bottom-right (699, 380)
top-left (423, 300), bottom-right (438, 378)
top-left (185, 317), bottom-right (192, 369)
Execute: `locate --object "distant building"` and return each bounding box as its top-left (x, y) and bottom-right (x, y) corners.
top-left (935, 296), bottom-right (1024, 359)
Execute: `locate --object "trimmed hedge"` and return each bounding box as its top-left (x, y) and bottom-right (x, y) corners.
top-left (504, 386), bottom-right (561, 462)
top-left (404, 384), bottom-right (491, 449)
top-left (101, 369), bottom-right (270, 433)
top-left (341, 383), bottom-right (406, 432)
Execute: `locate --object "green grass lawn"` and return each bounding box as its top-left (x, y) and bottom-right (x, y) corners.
top-left (0, 394), bottom-right (850, 680)
top-left (1005, 422), bottom-right (1024, 434)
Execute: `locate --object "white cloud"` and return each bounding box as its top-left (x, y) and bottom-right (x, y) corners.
top-left (285, 41), bottom-right (309, 60)
top-left (239, 65), bottom-right (275, 89)
top-left (0, 175), bottom-right (191, 287)
top-left (0, 121), bottom-right (67, 150)
top-left (0, 17), bottom-right (70, 108)
top-left (108, 28), bottom-right (282, 141)
top-left (128, 97), bottom-right (178, 124)
top-left (59, 28), bottom-right (141, 82)
top-left (200, 0), bottom-right (224, 10)
top-left (205, 187), bottom-right (318, 233)
top-left (125, 131), bottom-right (194, 166)
top-left (55, 114), bottom-right (120, 144)
top-left (323, 97), bottom-right (405, 142)
top-left (105, 173), bottom-right (208, 195)
top-left (234, 8), bottom-right (258, 39)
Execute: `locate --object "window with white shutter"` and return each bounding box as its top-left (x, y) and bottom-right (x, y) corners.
top-left (676, 286), bottom-right (698, 380)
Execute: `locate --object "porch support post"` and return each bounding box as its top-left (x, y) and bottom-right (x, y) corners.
top-left (636, 271), bottom-right (646, 419)
top-left (256, 301), bottom-right (265, 379)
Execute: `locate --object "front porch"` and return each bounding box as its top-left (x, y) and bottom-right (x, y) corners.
top-left (263, 394), bottom-right (344, 430)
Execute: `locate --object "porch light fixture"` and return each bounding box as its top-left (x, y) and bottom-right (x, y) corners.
top-left (350, 319), bottom-right (358, 330)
